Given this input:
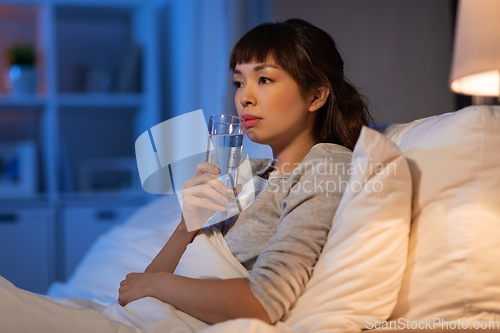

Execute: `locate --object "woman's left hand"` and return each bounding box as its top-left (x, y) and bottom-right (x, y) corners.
top-left (118, 272), bottom-right (165, 306)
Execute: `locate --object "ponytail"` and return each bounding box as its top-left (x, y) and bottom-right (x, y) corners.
top-left (315, 80), bottom-right (370, 150)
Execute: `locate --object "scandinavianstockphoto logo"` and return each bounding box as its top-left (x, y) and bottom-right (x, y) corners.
top-left (135, 110), bottom-right (255, 231)
top-left (280, 157), bottom-right (397, 177)
top-left (134, 110), bottom-right (398, 231)
top-left (366, 318), bottom-right (500, 330)
top-left (266, 157), bottom-right (398, 196)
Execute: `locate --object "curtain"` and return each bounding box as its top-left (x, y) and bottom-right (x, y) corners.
top-left (156, 0), bottom-right (273, 162)
top-left (162, 0), bottom-right (272, 121)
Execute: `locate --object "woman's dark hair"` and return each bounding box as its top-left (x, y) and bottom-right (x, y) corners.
top-left (230, 18), bottom-right (371, 150)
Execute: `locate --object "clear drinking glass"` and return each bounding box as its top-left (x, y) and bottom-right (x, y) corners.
top-left (206, 114), bottom-right (244, 208)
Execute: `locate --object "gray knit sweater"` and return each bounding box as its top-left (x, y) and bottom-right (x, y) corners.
top-left (222, 143), bottom-right (352, 323)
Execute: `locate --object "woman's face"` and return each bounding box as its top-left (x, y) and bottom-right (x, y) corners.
top-left (233, 59), bottom-right (316, 150)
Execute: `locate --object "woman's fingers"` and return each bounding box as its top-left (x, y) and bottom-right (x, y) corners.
top-left (235, 183), bottom-right (244, 195)
top-left (118, 272), bottom-right (156, 307)
top-left (193, 162), bottom-right (220, 177)
top-left (185, 173), bottom-right (228, 194)
top-left (182, 184), bottom-right (228, 206)
top-left (184, 195), bottom-right (228, 212)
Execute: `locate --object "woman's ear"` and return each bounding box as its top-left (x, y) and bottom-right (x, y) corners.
top-left (308, 86), bottom-right (330, 112)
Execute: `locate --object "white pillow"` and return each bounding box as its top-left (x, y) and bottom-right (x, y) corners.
top-left (124, 194), bottom-right (181, 231)
top-left (284, 126), bottom-right (412, 332)
top-left (388, 105), bottom-right (500, 325)
top-left (48, 226), bottom-right (172, 305)
top-left (383, 116), bottom-right (432, 143)
top-left (47, 195), bottom-right (181, 304)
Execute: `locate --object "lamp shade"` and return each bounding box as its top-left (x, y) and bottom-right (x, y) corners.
top-left (450, 0), bottom-right (500, 96)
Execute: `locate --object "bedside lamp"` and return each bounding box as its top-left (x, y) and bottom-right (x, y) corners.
top-left (450, 0), bottom-right (500, 104)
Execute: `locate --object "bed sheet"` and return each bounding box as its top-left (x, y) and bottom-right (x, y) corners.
top-left (47, 195), bottom-right (181, 305)
top-left (2, 225), bottom-right (286, 332)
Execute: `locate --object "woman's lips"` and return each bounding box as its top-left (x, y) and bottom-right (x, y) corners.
top-left (241, 114), bottom-right (262, 128)
top-left (244, 118), bottom-right (261, 127)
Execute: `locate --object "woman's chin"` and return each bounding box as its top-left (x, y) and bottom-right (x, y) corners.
top-left (246, 132), bottom-right (266, 145)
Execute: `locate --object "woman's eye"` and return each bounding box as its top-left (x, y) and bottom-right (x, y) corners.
top-left (233, 80), bottom-right (243, 88)
top-left (259, 77), bottom-right (272, 84)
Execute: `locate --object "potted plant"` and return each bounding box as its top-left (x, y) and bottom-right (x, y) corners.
top-left (5, 44), bottom-right (38, 95)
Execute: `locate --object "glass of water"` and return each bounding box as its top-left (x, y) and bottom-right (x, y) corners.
top-left (206, 114), bottom-right (244, 208)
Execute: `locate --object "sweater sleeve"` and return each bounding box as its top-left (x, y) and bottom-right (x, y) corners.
top-left (247, 151), bottom-right (352, 323)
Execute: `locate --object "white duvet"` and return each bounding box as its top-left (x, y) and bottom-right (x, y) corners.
top-left (0, 225), bottom-right (288, 333)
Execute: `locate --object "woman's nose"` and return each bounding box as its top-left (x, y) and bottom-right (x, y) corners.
top-left (240, 87), bottom-right (256, 106)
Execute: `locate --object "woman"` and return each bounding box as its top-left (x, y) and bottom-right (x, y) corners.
top-left (119, 18), bottom-right (371, 325)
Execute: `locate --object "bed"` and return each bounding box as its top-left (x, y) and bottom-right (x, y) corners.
top-left (1, 105), bottom-right (499, 332)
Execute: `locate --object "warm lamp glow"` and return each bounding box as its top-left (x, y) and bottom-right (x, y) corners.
top-left (450, 70), bottom-right (500, 97)
top-left (450, 0), bottom-right (500, 97)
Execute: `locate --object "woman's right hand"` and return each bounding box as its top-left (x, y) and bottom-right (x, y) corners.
top-left (181, 162), bottom-right (229, 231)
